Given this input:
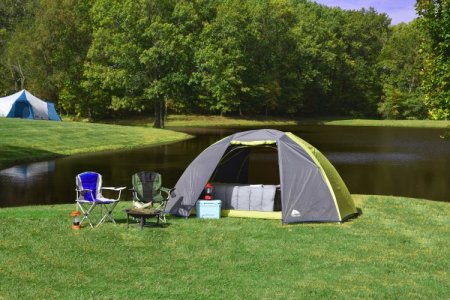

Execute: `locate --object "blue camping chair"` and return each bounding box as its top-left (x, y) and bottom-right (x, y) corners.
top-left (75, 172), bottom-right (126, 228)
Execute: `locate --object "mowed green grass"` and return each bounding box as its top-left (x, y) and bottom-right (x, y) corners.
top-left (0, 118), bottom-right (192, 169)
top-left (103, 114), bottom-right (298, 128)
top-left (321, 118), bottom-right (450, 128)
top-left (103, 114), bottom-right (450, 129)
top-left (0, 195), bottom-right (448, 299)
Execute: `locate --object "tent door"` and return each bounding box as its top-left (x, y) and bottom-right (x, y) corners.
top-left (12, 101), bottom-right (33, 118)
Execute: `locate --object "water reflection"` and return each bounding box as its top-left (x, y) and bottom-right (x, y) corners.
top-left (0, 161), bottom-right (58, 206)
top-left (1, 125), bottom-right (450, 207)
top-left (0, 161), bottom-right (55, 182)
top-left (326, 152), bottom-right (421, 164)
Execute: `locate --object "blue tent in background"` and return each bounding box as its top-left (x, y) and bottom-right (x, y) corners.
top-left (0, 89), bottom-right (61, 121)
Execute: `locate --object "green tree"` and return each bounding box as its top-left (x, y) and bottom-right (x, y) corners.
top-left (0, 0), bottom-right (37, 94)
top-left (326, 7), bottom-right (390, 116)
top-left (243, 0), bottom-right (302, 116)
top-left (290, 2), bottom-right (342, 115)
top-left (84, 0), bottom-right (204, 126)
top-left (2, 0), bottom-right (91, 114)
top-left (140, 0), bottom-right (205, 127)
top-left (193, 0), bottom-right (314, 116)
top-left (416, 0), bottom-right (450, 119)
top-left (192, 0), bottom-right (249, 115)
top-left (378, 21), bottom-right (428, 119)
top-left (82, 0), bottom-right (149, 119)
top-left (289, 4), bottom-right (390, 117)
top-left (0, 0), bottom-right (400, 120)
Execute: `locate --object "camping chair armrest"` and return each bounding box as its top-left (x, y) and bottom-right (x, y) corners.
top-left (129, 188), bottom-right (138, 200)
top-left (102, 187), bottom-right (126, 201)
top-left (97, 197), bottom-right (120, 203)
top-left (102, 187), bottom-right (126, 191)
top-left (161, 187), bottom-right (176, 198)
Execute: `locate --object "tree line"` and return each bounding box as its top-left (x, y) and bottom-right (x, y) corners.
top-left (0, 0), bottom-right (449, 127)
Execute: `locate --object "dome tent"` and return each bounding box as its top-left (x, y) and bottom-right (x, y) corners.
top-left (166, 129), bottom-right (357, 224)
top-left (0, 89), bottom-right (61, 121)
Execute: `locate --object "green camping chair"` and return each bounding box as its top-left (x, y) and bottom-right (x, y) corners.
top-left (131, 171), bottom-right (173, 223)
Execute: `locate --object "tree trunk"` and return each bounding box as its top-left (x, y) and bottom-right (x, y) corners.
top-left (153, 98), bottom-right (166, 128)
top-left (10, 68), bottom-right (18, 91)
top-left (164, 97), bottom-right (168, 127)
top-left (16, 60), bottom-right (25, 90)
top-left (154, 101), bottom-right (161, 128)
top-left (9, 60), bottom-right (26, 90)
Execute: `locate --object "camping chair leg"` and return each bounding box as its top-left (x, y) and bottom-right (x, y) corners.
top-left (152, 199), bottom-right (168, 223)
top-left (77, 202), bottom-right (96, 228)
top-left (95, 201), bottom-right (119, 227)
top-left (158, 213), bottom-right (166, 223)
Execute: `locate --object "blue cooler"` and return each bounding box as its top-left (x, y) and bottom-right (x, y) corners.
top-left (196, 200), bottom-right (221, 219)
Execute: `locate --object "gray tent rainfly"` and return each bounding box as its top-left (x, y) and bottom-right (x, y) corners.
top-left (165, 129), bottom-right (358, 224)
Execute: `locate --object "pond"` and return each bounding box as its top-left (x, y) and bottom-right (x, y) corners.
top-left (1, 125), bottom-right (449, 207)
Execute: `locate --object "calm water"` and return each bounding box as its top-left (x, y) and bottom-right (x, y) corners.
top-left (1, 125), bottom-right (450, 207)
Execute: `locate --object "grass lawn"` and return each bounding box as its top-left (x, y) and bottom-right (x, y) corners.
top-left (166, 114), bottom-right (298, 127)
top-left (101, 114), bottom-right (299, 128)
top-left (319, 118), bottom-right (450, 128)
top-left (100, 114), bottom-right (450, 129)
top-left (0, 118), bottom-right (192, 169)
top-left (0, 195), bottom-right (448, 299)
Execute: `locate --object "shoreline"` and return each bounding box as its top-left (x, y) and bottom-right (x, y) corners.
top-left (2, 114), bottom-right (449, 174)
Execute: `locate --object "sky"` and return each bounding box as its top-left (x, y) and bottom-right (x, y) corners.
top-left (313, 0), bottom-right (417, 25)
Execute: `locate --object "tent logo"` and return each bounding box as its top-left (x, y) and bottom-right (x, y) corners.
top-left (291, 209), bottom-right (301, 217)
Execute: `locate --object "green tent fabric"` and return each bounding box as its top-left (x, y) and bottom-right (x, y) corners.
top-left (166, 129), bottom-right (357, 223)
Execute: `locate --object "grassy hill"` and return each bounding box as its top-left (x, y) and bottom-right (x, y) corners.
top-left (0, 195), bottom-right (448, 299)
top-left (0, 118), bottom-right (192, 169)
